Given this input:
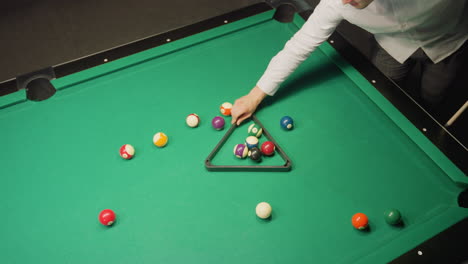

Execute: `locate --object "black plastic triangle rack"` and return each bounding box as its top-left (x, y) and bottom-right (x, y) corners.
top-left (205, 115), bottom-right (292, 172)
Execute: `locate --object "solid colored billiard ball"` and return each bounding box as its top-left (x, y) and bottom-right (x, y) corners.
top-left (233, 144), bottom-right (248, 159)
top-left (245, 136), bottom-right (259, 149)
top-left (247, 123), bottom-right (262, 137)
top-left (119, 144), bottom-right (135, 159)
top-left (212, 116), bottom-right (225, 130)
top-left (186, 113), bottom-right (200, 127)
top-left (256, 202), bottom-right (272, 219)
top-left (261, 141), bottom-right (275, 156)
top-left (280, 116), bottom-right (294, 130)
top-left (153, 132), bottom-right (168, 147)
top-left (220, 102), bottom-right (232, 116)
top-left (248, 147), bottom-right (262, 162)
top-left (384, 209), bottom-right (402, 225)
top-left (99, 209), bottom-right (116, 226)
top-left (352, 213), bottom-right (369, 230)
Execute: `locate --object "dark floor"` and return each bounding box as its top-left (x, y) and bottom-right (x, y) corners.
top-left (0, 0), bottom-right (466, 152)
top-left (301, 0), bottom-right (467, 146)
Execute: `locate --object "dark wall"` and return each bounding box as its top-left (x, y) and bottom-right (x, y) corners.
top-left (0, 0), bottom-right (260, 81)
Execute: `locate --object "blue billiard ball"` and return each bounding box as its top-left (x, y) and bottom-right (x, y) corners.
top-left (280, 116), bottom-right (294, 130)
top-left (245, 136), bottom-right (259, 149)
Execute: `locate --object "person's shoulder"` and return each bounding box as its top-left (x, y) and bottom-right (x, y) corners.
top-left (315, 0), bottom-right (346, 11)
top-left (318, 0), bottom-right (343, 7)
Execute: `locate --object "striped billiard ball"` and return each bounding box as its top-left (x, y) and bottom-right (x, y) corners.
top-left (220, 102), bottom-right (232, 116)
top-left (247, 123), bottom-right (262, 137)
top-left (233, 144), bottom-right (248, 159)
top-left (119, 144), bottom-right (135, 159)
top-left (153, 132), bottom-right (168, 147)
top-left (245, 136), bottom-right (259, 149)
top-left (186, 113), bottom-right (200, 128)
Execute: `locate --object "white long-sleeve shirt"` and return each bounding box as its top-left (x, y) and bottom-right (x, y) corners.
top-left (257, 0), bottom-right (468, 95)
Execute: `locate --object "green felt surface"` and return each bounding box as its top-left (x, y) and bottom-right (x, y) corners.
top-left (0, 10), bottom-right (466, 264)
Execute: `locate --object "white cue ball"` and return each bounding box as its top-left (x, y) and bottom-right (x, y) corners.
top-left (256, 202), bottom-right (272, 219)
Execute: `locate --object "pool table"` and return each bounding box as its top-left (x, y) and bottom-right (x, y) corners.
top-left (1, 3), bottom-right (467, 264)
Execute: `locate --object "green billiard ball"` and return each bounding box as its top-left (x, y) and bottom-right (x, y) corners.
top-left (247, 123), bottom-right (262, 138)
top-left (384, 209), bottom-right (402, 225)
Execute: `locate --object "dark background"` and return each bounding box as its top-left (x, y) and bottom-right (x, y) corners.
top-left (0, 0), bottom-right (466, 145)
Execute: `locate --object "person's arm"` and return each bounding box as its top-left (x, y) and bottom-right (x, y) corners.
top-left (231, 0), bottom-right (344, 125)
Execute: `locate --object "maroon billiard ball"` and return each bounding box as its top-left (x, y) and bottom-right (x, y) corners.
top-left (119, 144), bottom-right (135, 159)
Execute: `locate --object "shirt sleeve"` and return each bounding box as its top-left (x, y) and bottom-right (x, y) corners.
top-left (257, 0), bottom-right (344, 95)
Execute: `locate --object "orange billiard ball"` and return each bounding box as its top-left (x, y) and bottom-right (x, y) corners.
top-left (220, 102), bottom-right (232, 116)
top-left (352, 213), bottom-right (369, 230)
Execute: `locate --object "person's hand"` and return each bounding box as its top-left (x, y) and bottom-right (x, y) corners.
top-left (231, 86), bottom-right (267, 125)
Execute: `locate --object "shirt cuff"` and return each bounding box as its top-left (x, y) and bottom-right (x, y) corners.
top-left (256, 76), bottom-right (279, 96)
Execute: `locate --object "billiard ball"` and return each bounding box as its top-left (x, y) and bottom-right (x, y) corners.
top-left (351, 213), bottom-right (368, 230)
top-left (153, 132), bottom-right (168, 147)
top-left (280, 116), bottom-right (294, 130)
top-left (99, 209), bottom-right (116, 226)
top-left (186, 113), bottom-right (200, 127)
top-left (247, 123), bottom-right (262, 137)
top-left (248, 147), bottom-right (262, 162)
top-left (119, 144), bottom-right (135, 159)
top-left (261, 141), bottom-right (275, 156)
top-left (212, 116), bottom-right (225, 130)
top-left (245, 136), bottom-right (259, 149)
top-left (233, 144), bottom-right (248, 159)
top-left (256, 202), bottom-right (272, 219)
top-left (384, 209), bottom-right (402, 225)
top-left (220, 102), bottom-right (232, 116)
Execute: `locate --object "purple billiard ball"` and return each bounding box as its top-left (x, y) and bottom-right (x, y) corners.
top-left (233, 144), bottom-right (248, 159)
top-left (212, 116), bottom-right (225, 130)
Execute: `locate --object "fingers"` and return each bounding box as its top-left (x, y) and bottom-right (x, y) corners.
top-left (231, 98), bottom-right (244, 124)
top-left (231, 109), bottom-right (240, 124)
top-left (236, 113), bottom-right (252, 126)
top-left (231, 105), bottom-right (250, 125)
top-left (231, 92), bottom-right (259, 125)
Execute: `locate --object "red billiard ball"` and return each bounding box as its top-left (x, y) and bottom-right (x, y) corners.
top-left (119, 144), bottom-right (135, 159)
top-left (261, 141), bottom-right (275, 156)
top-left (352, 213), bottom-right (368, 230)
top-left (99, 209), bottom-right (116, 226)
